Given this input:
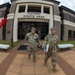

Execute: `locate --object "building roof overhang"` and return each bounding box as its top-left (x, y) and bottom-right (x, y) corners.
top-left (59, 6), bottom-right (75, 15)
top-left (43, 0), bottom-right (60, 5)
top-left (0, 2), bottom-right (11, 8)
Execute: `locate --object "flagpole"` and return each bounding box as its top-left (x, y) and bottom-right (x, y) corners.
top-left (11, 24), bottom-right (13, 47)
top-left (11, 19), bottom-right (14, 47)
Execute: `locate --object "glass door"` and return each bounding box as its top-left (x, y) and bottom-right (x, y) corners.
top-left (18, 21), bottom-right (49, 40)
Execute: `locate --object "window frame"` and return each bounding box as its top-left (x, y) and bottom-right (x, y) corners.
top-left (27, 5), bottom-right (41, 13)
top-left (0, 11), bottom-right (2, 17)
top-left (43, 6), bottom-right (50, 14)
top-left (18, 5), bottom-right (25, 13)
top-left (73, 31), bottom-right (75, 38)
top-left (73, 17), bottom-right (75, 23)
top-left (65, 14), bottom-right (71, 21)
top-left (68, 30), bottom-right (72, 38)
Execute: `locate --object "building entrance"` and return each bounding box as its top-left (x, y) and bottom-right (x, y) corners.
top-left (18, 21), bottom-right (49, 40)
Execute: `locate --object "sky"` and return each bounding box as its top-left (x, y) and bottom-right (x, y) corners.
top-left (0, 0), bottom-right (11, 4)
top-left (56, 0), bottom-right (75, 11)
top-left (0, 0), bottom-right (75, 11)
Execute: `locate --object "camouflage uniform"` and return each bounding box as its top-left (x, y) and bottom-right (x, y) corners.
top-left (25, 33), bottom-right (39, 60)
top-left (43, 34), bottom-right (58, 68)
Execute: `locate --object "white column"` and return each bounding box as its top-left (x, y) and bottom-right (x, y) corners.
top-left (25, 4), bottom-right (28, 13)
top-left (49, 6), bottom-right (53, 33)
top-left (49, 21), bottom-right (50, 34)
top-left (16, 4), bottom-right (19, 13)
top-left (13, 4), bottom-right (18, 42)
top-left (13, 18), bottom-right (18, 42)
top-left (41, 5), bottom-right (43, 13)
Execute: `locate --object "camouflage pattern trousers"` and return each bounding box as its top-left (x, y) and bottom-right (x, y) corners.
top-left (44, 49), bottom-right (57, 67)
top-left (27, 46), bottom-right (37, 59)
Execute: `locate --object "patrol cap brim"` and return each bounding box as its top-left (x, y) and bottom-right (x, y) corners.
top-left (50, 27), bottom-right (56, 31)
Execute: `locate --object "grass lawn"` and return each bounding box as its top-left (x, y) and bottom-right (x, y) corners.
top-left (58, 41), bottom-right (75, 47)
top-left (0, 40), bottom-right (20, 50)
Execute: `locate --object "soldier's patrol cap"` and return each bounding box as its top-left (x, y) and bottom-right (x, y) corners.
top-left (50, 27), bottom-right (56, 31)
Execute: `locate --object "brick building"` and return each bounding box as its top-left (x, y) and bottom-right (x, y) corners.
top-left (0, 0), bottom-right (75, 42)
top-left (59, 6), bottom-right (75, 40)
top-left (0, 3), bottom-right (11, 40)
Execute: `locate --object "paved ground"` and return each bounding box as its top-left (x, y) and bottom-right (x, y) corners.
top-left (5, 53), bottom-right (66, 75)
top-left (58, 50), bottom-right (75, 69)
top-left (0, 44), bottom-right (75, 75)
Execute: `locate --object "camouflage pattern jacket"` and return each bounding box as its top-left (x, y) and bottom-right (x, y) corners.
top-left (25, 33), bottom-right (39, 48)
top-left (42, 34), bottom-right (58, 50)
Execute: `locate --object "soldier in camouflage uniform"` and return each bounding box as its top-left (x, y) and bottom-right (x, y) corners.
top-left (25, 27), bottom-right (40, 63)
top-left (42, 27), bottom-right (58, 71)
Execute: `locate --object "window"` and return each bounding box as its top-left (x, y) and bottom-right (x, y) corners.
top-left (19, 6), bottom-right (25, 13)
top-left (65, 14), bottom-right (71, 21)
top-left (73, 17), bottom-right (75, 23)
top-left (68, 30), bottom-right (72, 38)
top-left (28, 5), bottom-right (41, 13)
top-left (73, 31), bottom-right (75, 38)
top-left (44, 6), bottom-right (50, 14)
top-left (0, 11), bottom-right (2, 17)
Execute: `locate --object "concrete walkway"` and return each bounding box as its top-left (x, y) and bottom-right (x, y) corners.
top-left (0, 45), bottom-right (75, 75)
top-left (5, 53), bottom-right (66, 75)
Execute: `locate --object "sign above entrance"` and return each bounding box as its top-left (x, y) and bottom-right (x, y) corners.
top-left (23, 15), bottom-right (44, 19)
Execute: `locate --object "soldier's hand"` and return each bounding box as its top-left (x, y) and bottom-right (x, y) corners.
top-left (38, 45), bottom-right (42, 49)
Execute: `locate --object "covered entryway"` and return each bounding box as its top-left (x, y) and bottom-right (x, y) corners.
top-left (18, 21), bottom-right (49, 40)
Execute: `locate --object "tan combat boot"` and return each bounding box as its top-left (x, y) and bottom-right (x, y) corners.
top-left (28, 54), bottom-right (31, 59)
top-left (52, 66), bottom-right (56, 71)
top-left (33, 58), bottom-right (36, 63)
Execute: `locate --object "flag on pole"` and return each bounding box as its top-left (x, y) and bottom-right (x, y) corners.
top-left (0, 17), bottom-right (7, 28)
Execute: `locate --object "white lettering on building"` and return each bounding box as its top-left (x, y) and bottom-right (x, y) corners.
top-left (23, 12), bottom-right (44, 19)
